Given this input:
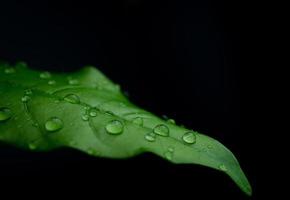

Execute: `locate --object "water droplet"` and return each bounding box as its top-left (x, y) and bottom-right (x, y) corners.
top-left (89, 108), bottom-right (98, 117)
top-left (15, 61), bottom-right (27, 68)
top-left (162, 115), bottom-right (168, 120)
top-left (68, 79), bottom-right (79, 85)
top-left (207, 145), bottom-right (213, 149)
top-left (0, 107), bottom-right (12, 121)
top-left (45, 117), bottom-right (63, 132)
top-left (168, 146), bottom-right (174, 152)
top-left (219, 164), bottom-right (227, 172)
top-left (32, 122), bottom-right (39, 127)
top-left (4, 67), bottom-right (16, 74)
top-left (164, 151), bottom-right (173, 161)
top-left (144, 132), bottom-right (156, 142)
top-left (40, 71), bottom-right (51, 79)
top-left (29, 143), bottom-right (37, 150)
top-left (48, 80), bottom-right (56, 85)
top-left (87, 147), bottom-right (96, 155)
top-left (167, 119), bottom-right (176, 124)
top-left (153, 124), bottom-right (169, 137)
top-left (132, 117), bottom-right (143, 126)
top-left (106, 120), bottom-right (124, 135)
top-left (64, 94), bottom-right (80, 104)
top-left (123, 91), bottom-right (130, 97)
top-left (84, 105), bottom-right (90, 111)
top-left (82, 114), bottom-right (89, 121)
top-left (24, 89), bottom-right (33, 95)
top-left (105, 111), bottom-right (114, 116)
top-left (115, 84), bottom-right (121, 91)
top-left (69, 141), bottom-right (77, 146)
top-left (119, 102), bottom-right (126, 107)
top-left (182, 131), bottom-right (197, 144)
top-left (21, 95), bottom-right (31, 102)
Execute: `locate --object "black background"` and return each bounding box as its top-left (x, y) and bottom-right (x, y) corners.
top-left (0, 0), bottom-right (259, 199)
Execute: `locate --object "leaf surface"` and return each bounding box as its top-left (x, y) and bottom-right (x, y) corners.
top-left (0, 61), bottom-right (251, 195)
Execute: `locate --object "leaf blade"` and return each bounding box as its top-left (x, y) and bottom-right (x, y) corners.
top-left (0, 62), bottom-right (251, 195)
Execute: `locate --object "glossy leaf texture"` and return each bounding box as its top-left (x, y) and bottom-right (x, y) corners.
top-left (0, 61), bottom-right (251, 195)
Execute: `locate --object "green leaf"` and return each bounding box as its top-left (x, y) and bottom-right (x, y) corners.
top-left (0, 61), bottom-right (252, 195)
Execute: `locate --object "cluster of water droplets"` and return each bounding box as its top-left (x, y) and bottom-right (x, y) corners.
top-left (0, 64), bottom-right (229, 170)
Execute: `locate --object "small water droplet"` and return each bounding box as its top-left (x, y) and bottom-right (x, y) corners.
top-left (162, 115), bottom-right (168, 120)
top-left (32, 122), bottom-right (39, 127)
top-left (48, 80), bottom-right (56, 85)
top-left (119, 102), bottom-right (126, 107)
top-left (4, 67), bottom-right (16, 74)
top-left (87, 147), bottom-right (96, 155)
top-left (219, 164), bottom-right (227, 172)
top-left (182, 131), bottom-right (197, 144)
top-left (89, 108), bottom-right (98, 117)
top-left (207, 145), bottom-right (213, 149)
top-left (40, 71), bottom-right (51, 79)
top-left (21, 95), bottom-right (31, 102)
top-left (0, 107), bottom-right (12, 121)
top-left (24, 89), bottom-right (33, 95)
top-left (29, 143), bottom-right (37, 150)
top-left (167, 119), bottom-right (176, 124)
top-left (15, 61), bottom-right (27, 68)
top-left (123, 91), bottom-right (130, 97)
top-left (115, 84), bottom-right (121, 91)
top-left (168, 146), bottom-right (174, 152)
top-left (106, 120), bottom-right (124, 135)
top-left (82, 114), bottom-right (89, 121)
top-left (105, 111), bottom-right (114, 116)
top-left (153, 124), bottom-right (169, 137)
top-left (84, 105), bottom-right (90, 111)
top-left (64, 94), bottom-right (80, 104)
top-left (144, 132), bottom-right (156, 142)
top-left (68, 79), bottom-right (79, 85)
top-left (45, 117), bottom-right (63, 132)
top-left (132, 117), bottom-right (143, 126)
top-left (69, 141), bottom-right (77, 146)
top-left (164, 151), bottom-right (173, 161)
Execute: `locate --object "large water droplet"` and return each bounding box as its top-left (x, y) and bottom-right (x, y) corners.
top-left (45, 117), bottom-right (63, 132)
top-left (0, 107), bottom-right (12, 121)
top-left (153, 124), bottom-right (169, 137)
top-left (21, 95), bottom-right (31, 102)
top-left (89, 108), bottom-right (98, 117)
top-left (40, 71), bottom-right (51, 79)
top-left (219, 164), bottom-right (227, 172)
top-left (48, 80), bottom-right (56, 85)
top-left (4, 67), bottom-right (16, 74)
top-left (144, 132), bottom-right (156, 142)
top-left (106, 120), bottom-right (124, 135)
top-left (182, 131), bottom-right (197, 144)
top-left (82, 114), bottom-right (89, 121)
top-left (64, 94), bottom-right (80, 104)
top-left (132, 117), bottom-right (143, 126)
